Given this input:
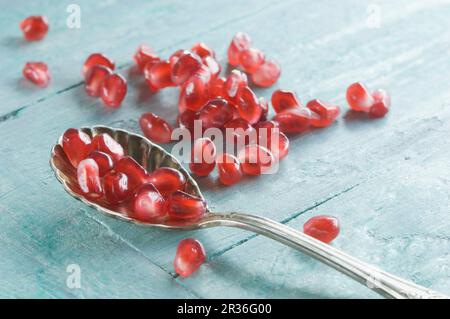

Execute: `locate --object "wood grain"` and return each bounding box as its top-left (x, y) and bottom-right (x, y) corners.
top-left (0, 0), bottom-right (450, 298)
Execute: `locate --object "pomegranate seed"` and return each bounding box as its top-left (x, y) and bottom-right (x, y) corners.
top-left (87, 151), bottom-right (114, 177)
top-left (134, 45), bottom-right (160, 71)
top-left (169, 49), bottom-right (186, 67)
top-left (271, 90), bottom-right (301, 113)
top-left (167, 191), bottom-right (206, 220)
top-left (238, 144), bottom-right (275, 175)
top-left (178, 110), bottom-right (199, 135)
top-left (223, 118), bottom-right (257, 146)
top-left (369, 89), bottom-right (390, 118)
top-left (189, 138), bottom-right (216, 177)
top-left (254, 120), bottom-right (280, 131)
top-left (239, 48), bottom-right (265, 74)
top-left (82, 53), bottom-right (115, 76)
top-left (22, 62), bottom-right (50, 87)
top-left (228, 32), bottom-right (252, 66)
top-left (62, 128), bottom-right (92, 167)
top-left (202, 56), bottom-right (221, 78)
top-left (84, 65), bottom-right (112, 97)
top-left (147, 167), bottom-right (186, 197)
top-left (174, 238), bottom-right (206, 278)
top-left (145, 60), bottom-right (175, 89)
top-left (179, 66), bottom-right (211, 112)
top-left (91, 133), bottom-right (124, 162)
top-left (191, 42), bottom-right (215, 59)
top-left (131, 183), bottom-right (166, 222)
top-left (251, 59), bottom-right (281, 87)
top-left (139, 112), bottom-right (173, 144)
top-left (266, 131), bottom-right (290, 161)
top-left (258, 97), bottom-right (269, 122)
top-left (209, 76), bottom-right (227, 99)
top-left (77, 158), bottom-right (103, 196)
top-left (114, 156), bottom-right (148, 191)
top-left (273, 108), bottom-right (311, 134)
top-left (303, 215), bottom-right (340, 244)
top-left (236, 86), bottom-right (262, 124)
top-left (171, 51), bottom-right (203, 85)
top-left (103, 172), bottom-right (131, 204)
top-left (346, 82), bottom-right (374, 112)
top-left (224, 70), bottom-right (248, 102)
top-left (198, 98), bottom-right (234, 129)
top-left (100, 73), bottom-right (127, 108)
top-left (20, 16), bottom-right (49, 41)
top-left (217, 153), bottom-right (243, 186)
top-left (307, 99), bottom-right (340, 128)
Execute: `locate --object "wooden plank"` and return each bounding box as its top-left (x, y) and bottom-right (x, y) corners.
top-left (1, 0), bottom-right (450, 297)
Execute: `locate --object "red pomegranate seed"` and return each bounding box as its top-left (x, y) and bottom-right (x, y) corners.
top-left (131, 183), bottom-right (167, 222)
top-left (84, 65), bottom-right (112, 97)
top-left (224, 70), bottom-right (248, 102)
top-left (87, 151), bottom-right (114, 177)
top-left (114, 156), bottom-right (148, 191)
top-left (100, 73), bottom-right (127, 108)
top-left (22, 62), bottom-right (50, 87)
top-left (307, 99), bottom-right (340, 128)
top-left (174, 238), bottom-right (206, 277)
top-left (238, 144), bottom-right (275, 176)
top-left (236, 86), bottom-right (262, 124)
top-left (189, 138), bottom-right (216, 177)
top-left (62, 128), bottom-right (93, 167)
top-left (209, 76), bottom-right (227, 99)
top-left (202, 56), bottom-right (221, 78)
top-left (171, 51), bottom-right (203, 85)
top-left (91, 133), bottom-right (124, 162)
top-left (271, 90), bottom-right (301, 113)
top-left (239, 48), bottom-right (265, 74)
top-left (169, 49), bottom-right (186, 67)
top-left (258, 97), bottom-right (269, 121)
top-left (273, 108), bottom-right (311, 134)
top-left (346, 82), bottom-right (374, 112)
top-left (217, 153), bottom-right (243, 186)
top-left (145, 60), bottom-right (175, 89)
top-left (198, 98), bottom-right (234, 129)
top-left (103, 172), bottom-right (131, 204)
top-left (303, 215), bottom-right (340, 244)
top-left (20, 16), bottom-right (49, 41)
top-left (228, 32), bottom-right (252, 66)
top-left (223, 118), bottom-right (257, 146)
top-left (147, 167), bottom-right (186, 197)
top-left (167, 191), bottom-right (206, 220)
top-left (191, 42), bottom-right (215, 59)
top-left (134, 45), bottom-right (160, 71)
top-left (369, 89), bottom-right (390, 118)
top-left (77, 158), bottom-right (103, 196)
top-left (251, 59), bottom-right (281, 87)
top-left (179, 66), bottom-right (211, 112)
top-left (256, 122), bottom-right (288, 160)
top-left (178, 110), bottom-right (199, 135)
top-left (82, 53), bottom-right (115, 76)
top-left (139, 112), bottom-right (173, 144)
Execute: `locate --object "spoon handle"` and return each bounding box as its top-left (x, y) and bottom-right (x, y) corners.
top-left (207, 212), bottom-right (448, 299)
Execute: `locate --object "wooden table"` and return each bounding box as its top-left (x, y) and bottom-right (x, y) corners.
top-left (1, 0), bottom-right (449, 298)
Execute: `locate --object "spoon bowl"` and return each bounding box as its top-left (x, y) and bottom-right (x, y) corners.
top-left (50, 126), bottom-right (447, 299)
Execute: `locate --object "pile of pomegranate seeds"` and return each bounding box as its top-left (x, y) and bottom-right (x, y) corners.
top-left (346, 82), bottom-right (390, 118)
top-left (61, 129), bottom-right (206, 224)
top-left (303, 215), bottom-right (340, 244)
top-left (22, 62), bottom-right (51, 87)
top-left (227, 32), bottom-right (281, 87)
top-left (174, 238), bottom-right (206, 277)
top-left (20, 15), bottom-right (49, 41)
top-left (82, 53), bottom-right (127, 108)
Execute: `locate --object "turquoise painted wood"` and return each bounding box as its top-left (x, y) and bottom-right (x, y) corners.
top-left (1, 0), bottom-right (450, 298)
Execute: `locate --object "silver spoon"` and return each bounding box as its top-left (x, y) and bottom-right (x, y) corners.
top-left (50, 125), bottom-right (448, 299)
